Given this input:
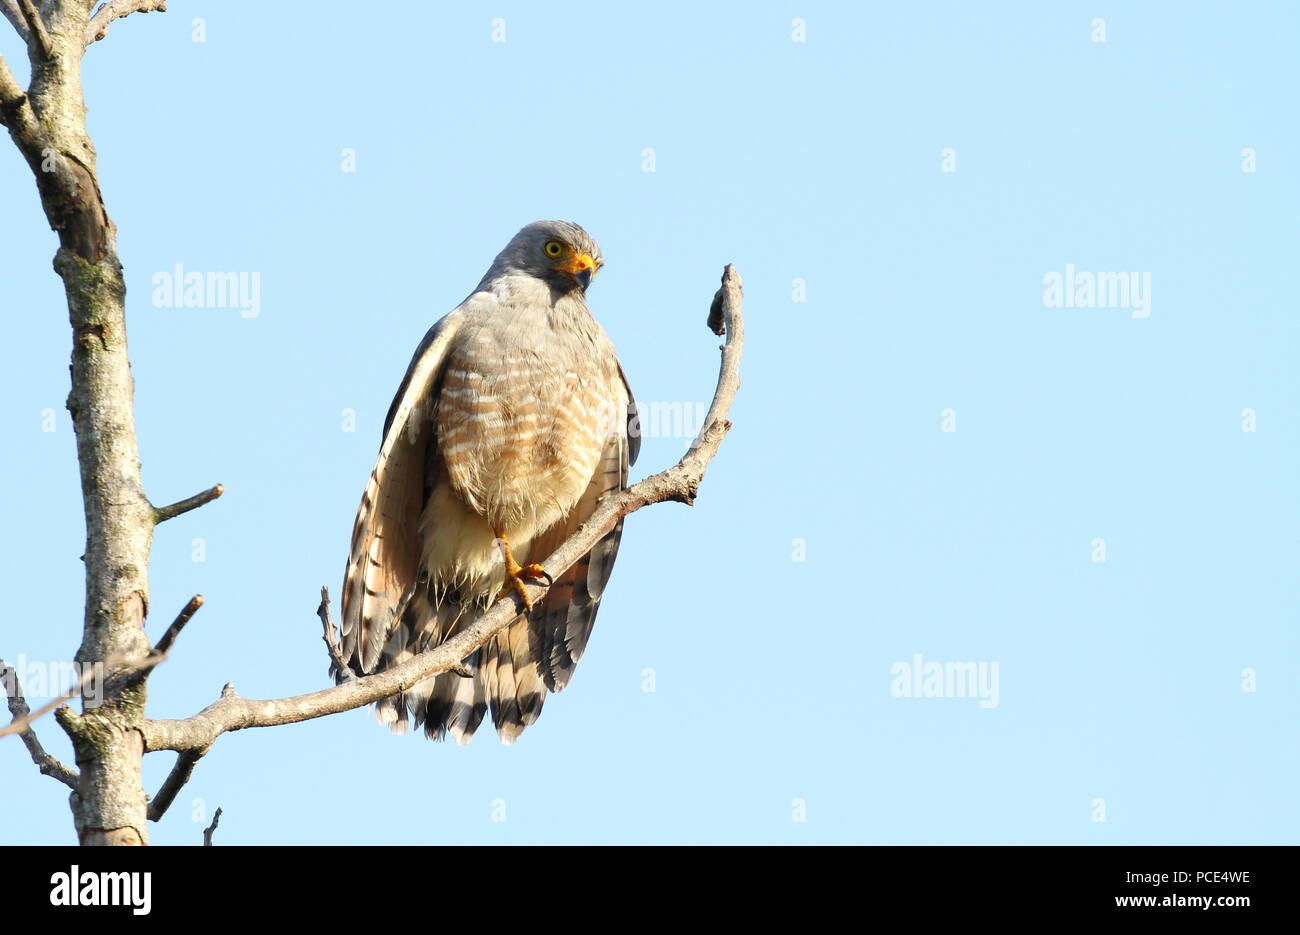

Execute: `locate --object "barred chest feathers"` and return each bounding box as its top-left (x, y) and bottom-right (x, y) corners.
top-left (434, 297), bottom-right (623, 538)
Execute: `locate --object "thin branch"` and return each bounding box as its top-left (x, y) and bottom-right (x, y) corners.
top-left (1, 659), bottom-right (80, 789)
top-left (153, 483), bottom-right (224, 524)
top-left (139, 265), bottom-right (744, 755)
top-left (695, 264), bottom-right (744, 459)
top-left (16, 0), bottom-right (51, 58)
top-left (318, 587), bottom-right (353, 681)
top-left (152, 594), bottom-right (203, 656)
top-left (321, 591), bottom-right (485, 677)
top-left (1, 1), bottom-right (31, 45)
top-left (85, 0), bottom-right (166, 47)
top-left (202, 806), bottom-right (221, 845)
top-left (146, 746), bottom-right (208, 821)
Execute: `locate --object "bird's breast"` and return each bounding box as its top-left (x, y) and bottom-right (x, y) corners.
top-left (436, 326), bottom-right (617, 536)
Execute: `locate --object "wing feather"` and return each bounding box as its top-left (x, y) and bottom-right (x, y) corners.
top-left (338, 309), bottom-right (464, 676)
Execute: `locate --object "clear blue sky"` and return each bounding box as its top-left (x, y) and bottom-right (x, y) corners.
top-left (1, 2), bottom-right (1296, 844)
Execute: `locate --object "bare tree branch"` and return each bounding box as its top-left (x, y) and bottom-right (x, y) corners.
top-left (697, 264), bottom-right (744, 454)
top-left (146, 746), bottom-right (207, 821)
top-left (6, 0), bottom-right (165, 845)
top-left (17, 0), bottom-right (50, 57)
top-left (141, 609), bottom-right (213, 818)
top-left (84, 0), bottom-right (166, 47)
top-left (1, 1), bottom-right (31, 44)
top-left (139, 265), bottom-right (744, 755)
top-left (153, 483), bottom-right (223, 523)
top-left (202, 806), bottom-right (221, 845)
top-left (318, 587), bottom-right (353, 682)
top-left (1, 660), bottom-right (80, 789)
top-left (151, 594), bottom-right (203, 656)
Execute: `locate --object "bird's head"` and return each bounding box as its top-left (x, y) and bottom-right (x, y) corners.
top-left (492, 220), bottom-right (604, 294)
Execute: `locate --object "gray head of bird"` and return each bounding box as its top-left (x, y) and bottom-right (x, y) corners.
top-left (486, 220), bottom-right (604, 294)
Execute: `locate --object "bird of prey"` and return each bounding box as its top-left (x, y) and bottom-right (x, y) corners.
top-left (336, 220), bottom-right (639, 744)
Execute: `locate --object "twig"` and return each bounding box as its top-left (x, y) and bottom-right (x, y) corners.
top-left (16, 0), bottom-right (50, 58)
top-left (202, 806), bottom-right (221, 845)
top-left (1, 659), bottom-right (79, 789)
top-left (692, 263), bottom-right (743, 461)
top-left (146, 747), bottom-right (208, 821)
top-left (152, 595), bottom-right (203, 656)
top-left (153, 483), bottom-right (224, 524)
top-left (318, 587), bottom-right (353, 681)
top-left (85, 0), bottom-right (167, 47)
top-left (1, 1), bottom-right (30, 45)
top-left (139, 265), bottom-right (744, 755)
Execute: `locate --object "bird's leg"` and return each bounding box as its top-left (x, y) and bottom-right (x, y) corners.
top-left (495, 532), bottom-right (551, 611)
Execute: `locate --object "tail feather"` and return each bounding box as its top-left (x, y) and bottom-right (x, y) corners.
top-left (510, 617), bottom-right (546, 728)
top-left (374, 692), bottom-right (409, 735)
top-left (355, 582), bottom-right (482, 740)
top-left (445, 651), bottom-right (488, 745)
top-left (357, 574), bottom-right (557, 746)
top-left (485, 630), bottom-right (523, 744)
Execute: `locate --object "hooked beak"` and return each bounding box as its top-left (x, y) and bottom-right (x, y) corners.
top-left (560, 252), bottom-right (598, 290)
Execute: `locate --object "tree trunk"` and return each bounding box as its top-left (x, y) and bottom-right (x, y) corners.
top-left (9, 1), bottom-right (154, 846)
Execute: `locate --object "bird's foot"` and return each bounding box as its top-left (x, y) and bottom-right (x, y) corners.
top-left (496, 534), bottom-right (552, 611)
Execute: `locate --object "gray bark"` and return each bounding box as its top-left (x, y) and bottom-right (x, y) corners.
top-left (1, 0), bottom-right (162, 845)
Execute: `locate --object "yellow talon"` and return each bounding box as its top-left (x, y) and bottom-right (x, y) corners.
top-left (495, 533), bottom-right (550, 611)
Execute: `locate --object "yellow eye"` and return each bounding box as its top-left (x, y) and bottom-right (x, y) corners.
top-left (544, 240), bottom-right (563, 258)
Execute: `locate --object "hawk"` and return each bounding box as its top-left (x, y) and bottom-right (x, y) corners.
top-left (337, 220), bottom-right (639, 744)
